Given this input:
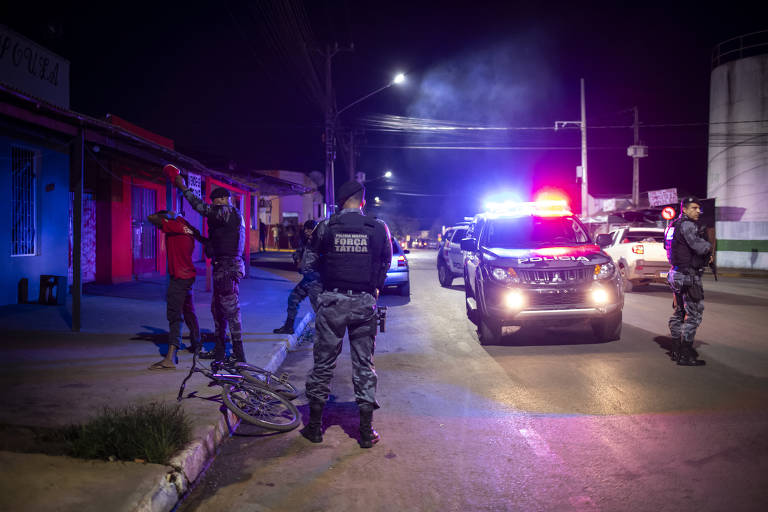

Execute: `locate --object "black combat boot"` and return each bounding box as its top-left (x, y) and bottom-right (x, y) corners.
top-left (677, 342), bottom-right (705, 366)
top-left (273, 317), bottom-right (295, 334)
top-left (358, 404), bottom-right (380, 449)
top-left (300, 401), bottom-right (324, 443)
top-left (231, 341), bottom-right (247, 364)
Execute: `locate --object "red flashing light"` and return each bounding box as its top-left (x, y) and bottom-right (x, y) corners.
top-left (632, 244), bottom-right (644, 254)
top-left (533, 245), bottom-right (600, 257)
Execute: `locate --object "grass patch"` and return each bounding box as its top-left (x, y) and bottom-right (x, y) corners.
top-left (57, 402), bottom-right (192, 465)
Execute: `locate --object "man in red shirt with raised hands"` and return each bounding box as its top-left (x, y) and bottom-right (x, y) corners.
top-left (147, 210), bottom-right (202, 369)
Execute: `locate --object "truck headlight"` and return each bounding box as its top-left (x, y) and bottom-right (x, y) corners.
top-left (505, 290), bottom-right (525, 309)
top-left (490, 266), bottom-right (520, 284)
top-left (592, 288), bottom-right (609, 304)
top-left (594, 262), bottom-right (616, 280)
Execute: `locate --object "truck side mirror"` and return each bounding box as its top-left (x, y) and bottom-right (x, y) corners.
top-left (595, 233), bottom-right (612, 248)
top-left (460, 237), bottom-right (477, 251)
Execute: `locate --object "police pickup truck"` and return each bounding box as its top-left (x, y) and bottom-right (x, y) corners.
top-left (462, 200), bottom-right (624, 344)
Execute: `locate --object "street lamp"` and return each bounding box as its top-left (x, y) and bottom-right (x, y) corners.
top-left (365, 171), bottom-right (394, 184)
top-left (325, 73), bottom-right (406, 216)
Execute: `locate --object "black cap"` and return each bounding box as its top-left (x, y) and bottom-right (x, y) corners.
top-left (303, 219), bottom-right (318, 230)
top-left (680, 196), bottom-right (700, 209)
top-left (210, 187), bottom-right (231, 200)
top-left (336, 180), bottom-right (365, 207)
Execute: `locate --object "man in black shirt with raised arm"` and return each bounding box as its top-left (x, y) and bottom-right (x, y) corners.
top-left (300, 180), bottom-right (392, 448)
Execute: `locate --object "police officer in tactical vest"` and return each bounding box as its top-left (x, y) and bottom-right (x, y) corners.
top-left (665, 196), bottom-right (712, 366)
top-left (172, 171), bottom-right (247, 363)
top-left (300, 180), bottom-right (393, 448)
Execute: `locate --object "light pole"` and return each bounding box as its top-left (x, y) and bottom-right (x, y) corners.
top-left (325, 73), bottom-right (406, 217)
top-left (554, 78), bottom-right (588, 216)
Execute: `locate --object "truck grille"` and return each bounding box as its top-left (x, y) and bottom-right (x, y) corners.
top-left (528, 289), bottom-right (589, 306)
top-left (518, 268), bottom-right (592, 284)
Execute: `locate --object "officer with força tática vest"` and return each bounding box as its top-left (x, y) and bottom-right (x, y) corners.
top-left (300, 180), bottom-right (393, 448)
top-left (665, 196), bottom-right (712, 366)
top-left (168, 165), bottom-right (248, 364)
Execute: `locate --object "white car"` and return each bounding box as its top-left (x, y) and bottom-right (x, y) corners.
top-left (597, 227), bottom-right (668, 292)
top-left (437, 224), bottom-right (469, 287)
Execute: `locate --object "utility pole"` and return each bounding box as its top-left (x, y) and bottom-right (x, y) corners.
top-left (322, 43), bottom-right (337, 217)
top-left (627, 106), bottom-right (648, 206)
top-left (580, 78), bottom-right (588, 217)
top-left (554, 78), bottom-right (589, 217)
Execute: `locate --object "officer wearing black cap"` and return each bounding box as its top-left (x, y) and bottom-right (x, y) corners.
top-left (664, 196), bottom-right (711, 366)
top-left (300, 180), bottom-right (392, 448)
top-left (273, 219), bottom-right (322, 334)
top-left (173, 174), bottom-right (247, 363)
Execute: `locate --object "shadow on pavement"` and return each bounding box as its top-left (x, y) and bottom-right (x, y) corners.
top-left (482, 323), bottom-right (616, 347)
top-left (295, 399), bottom-right (362, 444)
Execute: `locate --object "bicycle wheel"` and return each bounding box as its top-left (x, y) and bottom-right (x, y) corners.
top-left (222, 382), bottom-right (300, 431)
top-left (235, 363), bottom-right (299, 400)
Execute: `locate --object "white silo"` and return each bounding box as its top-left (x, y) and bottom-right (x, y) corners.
top-left (708, 31), bottom-right (768, 270)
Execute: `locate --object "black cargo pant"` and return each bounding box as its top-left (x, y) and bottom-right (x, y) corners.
top-left (306, 291), bottom-right (379, 408)
top-left (167, 276), bottom-right (199, 349)
top-left (211, 257), bottom-right (246, 361)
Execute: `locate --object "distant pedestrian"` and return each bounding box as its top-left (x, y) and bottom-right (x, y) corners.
top-left (146, 210), bottom-right (202, 370)
top-left (259, 220), bottom-right (267, 252)
top-left (273, 220), bottom-right (321, 334)
top-left (168, 166), bottom-right (248, 363)
top-left (272, 224), bottom-right (280, 250)
top-left (300, 181), bottom-right (392, 448)
top-left (665, 196), bottom-right (712, 366)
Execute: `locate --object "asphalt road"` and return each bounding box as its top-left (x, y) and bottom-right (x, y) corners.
top-left (179, 250), bottom-right (768, 512)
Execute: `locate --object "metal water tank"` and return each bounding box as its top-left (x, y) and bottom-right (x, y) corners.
top-left (707, 30), bottom-right (768, 270)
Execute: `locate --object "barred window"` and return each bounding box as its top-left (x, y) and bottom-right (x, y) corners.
top-left (11, 146), bottom-right (37, 256)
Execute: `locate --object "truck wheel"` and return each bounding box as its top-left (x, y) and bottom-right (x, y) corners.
top-left (591, 310), bottom-right (622, 342)
top-left (620, 266), bottom-right (633, 292)
top-left (478, 317), bottom-right (502, 345)
top-left (438, 262), bottom-right (453, 287)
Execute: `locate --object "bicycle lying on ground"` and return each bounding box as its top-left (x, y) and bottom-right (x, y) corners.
top-left (177, 351), bottom-right (300, 432)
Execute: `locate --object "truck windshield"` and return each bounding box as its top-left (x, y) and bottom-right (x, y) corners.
top-left (484, 216), bottom-right (590, 248)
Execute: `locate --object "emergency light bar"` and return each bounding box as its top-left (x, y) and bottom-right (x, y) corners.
top-left (484, 199), bottom-right (572, 218)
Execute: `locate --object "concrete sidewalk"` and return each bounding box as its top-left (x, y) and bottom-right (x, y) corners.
top-left (0, 264), bottom-right (313, 512)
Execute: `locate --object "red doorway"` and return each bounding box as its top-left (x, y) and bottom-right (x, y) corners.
top-left (131, 184), bottom-right (157, 275)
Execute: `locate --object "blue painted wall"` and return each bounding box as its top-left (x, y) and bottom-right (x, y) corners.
top-left (0, 135), bottom-right (70, 305)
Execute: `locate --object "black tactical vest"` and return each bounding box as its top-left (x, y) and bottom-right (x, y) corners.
top-left (321, 212), bottom-right (383, 293)
top-left (665, 217), bottom-right (700, 272)
top-left (207, 206), bottom-right (245, 259)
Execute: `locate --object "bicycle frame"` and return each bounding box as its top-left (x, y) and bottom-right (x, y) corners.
top-left (177, 349), bottom-right (246, 402)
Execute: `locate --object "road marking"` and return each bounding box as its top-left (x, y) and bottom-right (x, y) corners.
top-left (518, 428), bottom-right (554, 457)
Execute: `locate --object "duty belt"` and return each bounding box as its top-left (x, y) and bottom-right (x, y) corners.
top-left (327, 288), bottom-right (368, 295)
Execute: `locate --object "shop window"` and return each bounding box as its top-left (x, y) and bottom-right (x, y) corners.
top-left (11, 146), bottom-right (38, 256)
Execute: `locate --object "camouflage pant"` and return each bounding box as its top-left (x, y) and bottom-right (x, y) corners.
top-left (306, 291), bottom-right (379, 408)
top-left (211, 257), bottom-right (245, 360)
top-left (668, 270), bottom-right (704, 342)
top-left (287, 275), bottom-right (322, 319)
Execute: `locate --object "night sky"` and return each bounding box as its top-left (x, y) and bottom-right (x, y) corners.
top-left (3, 1), bottom-right (762, 226)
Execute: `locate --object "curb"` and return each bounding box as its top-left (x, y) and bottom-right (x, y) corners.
top-left (134, 309), bottom-right (315, 512)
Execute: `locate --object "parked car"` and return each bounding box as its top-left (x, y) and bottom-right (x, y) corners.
top-left (383, 238), bottom-right (410, 296)
top-left (437, 224), bottom-right (469, 287)
top-left (463, 201), bottom-right (624, 344)
top-left (596, 227), bottom-right (667, 292)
